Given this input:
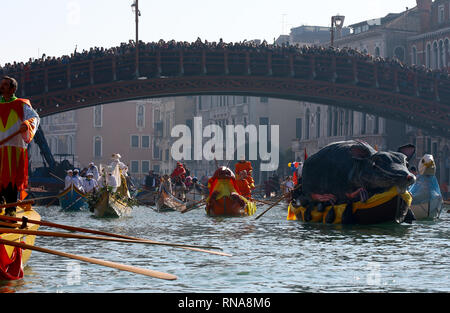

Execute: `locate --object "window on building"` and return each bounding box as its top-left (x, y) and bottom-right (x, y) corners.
top-left (361, 113), bottom-right (366, 135)
top-left (142, 135), bottom-right (150, 148)
top-left (130, 161), bottom-right (139, 174)
top-left (93, 105), bottom-right (103, 128)
top-left (305, 109), bottom-right (310, 140)
top-left (153, 140), bottom-right (160, 159)
top-left (165, 149), bottom-right (169, 161)
top-left (373, 116), bottom-right (379, 134)
top-left (327, 108), bottom-right (332, 137)
top-left (412, 46), bottom-right (417, 65)
top-left (259, 117), bottom-right (269, 126)
top-left (333, 110), bottom-right (338, 136)
top-left (316, 108), bottom-right (321, 138)
top-left (375, 46), bottom-right (381, 57)
top-left (137, 104), bottom-right (145, 128)
top-left (198, 97), bottom-right (202, 111)
top-left (433, 42), bottom-right (438, 69)
top-left (260, 97), bottom-right (269, 103)
top-left (394, 46), bottom-right (405, 62)
top-left (142, 160), bottom-right (150, 173)
top-left (438, 5), bottom-right (445, 23)
top-left (131, 135), bottom-right (139, 148)
top-left (426, 43), bottom-right (432, 68)
top-left (153, 165), bottom-right (160, 173)
top-left (296, 118), bottom-right (302, 139)
top-left (439, 41), bottom-right (445, 69)
top-left (94, 136), bottom-right (102, 158)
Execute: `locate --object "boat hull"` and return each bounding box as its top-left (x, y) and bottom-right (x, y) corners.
top-left (206, 195), bottom-right (256, 217)
top-left (156, 189), bottom-right (187, 212)
top-left (287, 187), bottom-right (413, 225)
top-left (58, 186), bottom-right (88, 211)
top-left (0, 207), bottom-right (41, 280)
top-left (93, 191), bottom-right (132, 218)
top-left (136, 189), bottom-right (157, 206)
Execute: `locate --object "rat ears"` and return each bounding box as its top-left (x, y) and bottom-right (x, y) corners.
top-left (350, 143), bottom-right (373, 160)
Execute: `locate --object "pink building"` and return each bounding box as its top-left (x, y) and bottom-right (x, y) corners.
top-left (76, 99), bottom-right (154, 181)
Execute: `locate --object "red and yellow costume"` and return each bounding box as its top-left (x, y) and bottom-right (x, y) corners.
top-left (236, 177), bottom-right (251, 199)
top-left (0, 96), bottom-right (39, 192)
top-left (235, 161), bottom-right (255, 190)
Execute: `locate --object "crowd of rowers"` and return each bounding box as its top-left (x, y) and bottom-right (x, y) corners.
top-left (63, 153), bottom-right (129, 194)
top-left (63, 155), bottom-right (303, 202)
top-left (142, 160), bottom-right (287, 202)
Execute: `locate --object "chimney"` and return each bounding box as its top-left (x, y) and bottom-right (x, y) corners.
top-left (416, 0), bottom-right (432, 32)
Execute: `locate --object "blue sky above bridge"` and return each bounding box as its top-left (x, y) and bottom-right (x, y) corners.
top-left (2, 0), bottom-right (416, 66)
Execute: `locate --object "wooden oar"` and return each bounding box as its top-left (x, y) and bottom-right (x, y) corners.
top-left (0, 215), bottom-right (229, 255)
top-left (181, 198), bottom-right (206, 214)
top-left (0, 228), bottom-right (231, 257)
top-left (0, 195), bottom-right (61, 209)
top-left (0, 238), bottom-right (177, 280)
top-left (254, 193), bottom-right (289, 221)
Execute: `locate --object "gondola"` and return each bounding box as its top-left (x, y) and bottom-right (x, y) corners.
top-left (155, 188), bottom-right (187, 212)
top-left (58, 185), bottom-right (88, 211)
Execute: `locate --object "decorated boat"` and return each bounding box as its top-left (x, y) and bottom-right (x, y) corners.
top-left (89, 188), bottom-right (132, 218)
top-left (408, 154), bottom-right (443, 219)
top-left (58, 185), bottom-right (88, 211)
top-left (205, 167), bottom-right (256, 217)
top-left (155, 188), bottom-right (187, 212)
top-left (287, 186), bottom-right (413, 225)
top-left (0, 205), bottom-right (41, 280)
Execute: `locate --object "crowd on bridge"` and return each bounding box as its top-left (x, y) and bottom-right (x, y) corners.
top-left (1, 38), bottom-right (449, 92)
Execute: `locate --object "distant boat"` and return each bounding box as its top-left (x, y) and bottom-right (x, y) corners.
top-left (91, 189), bottom-right (132, 218)
top-left (155, 188), bottom-right (187, 212)
top-left (58, 185), bottom-right (88, 211)
top-left (135, 188), bottom-right (157, 206)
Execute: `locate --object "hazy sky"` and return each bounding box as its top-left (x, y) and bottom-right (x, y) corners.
top-left (2, 0), bottom-right (417, 66)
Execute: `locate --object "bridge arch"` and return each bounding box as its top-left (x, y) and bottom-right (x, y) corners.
top-left (2, 43), bottom-right (449, 138)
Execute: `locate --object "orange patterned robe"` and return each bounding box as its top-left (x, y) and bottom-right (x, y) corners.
top-left (0, 97), bottom-right (39, 191)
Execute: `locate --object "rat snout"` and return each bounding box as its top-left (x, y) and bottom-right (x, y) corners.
top-left (406, 173), bottom-right (416, 185)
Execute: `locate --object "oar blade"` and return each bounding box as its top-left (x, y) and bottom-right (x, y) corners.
top-left (0, 238), bottom-right (177, 281)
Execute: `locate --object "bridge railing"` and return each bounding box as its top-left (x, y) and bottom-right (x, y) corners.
top-left (3, 48), bottom-right (449, 106)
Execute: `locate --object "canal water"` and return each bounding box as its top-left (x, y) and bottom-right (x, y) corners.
top-left (1, 204), bottom-right (449, 293)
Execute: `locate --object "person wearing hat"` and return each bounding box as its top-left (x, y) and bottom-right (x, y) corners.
top-left (171, 162), bottom-right (186, 201)
top-left (83, 172), bottom-right (98, 194)
top-left (235, 157), bottom-right (255, 191)
top-left (65, 170), bottom-right (73, 189)
top-left (71, 169), bottom-right (85, 192)
top-left (88, 162), bottom-right (100, 181)
top-left (110, 153), bottom-right (128, 176)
